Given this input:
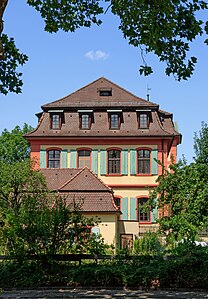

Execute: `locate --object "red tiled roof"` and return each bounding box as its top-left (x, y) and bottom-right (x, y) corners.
top-left (41, 77), bottom-right (158, 109)
top-left (60, 167), bottom-right (112, 192)
top-left (61, 192), bottom-right (117, 212)
top-left (25, 77), bottom-right (181, 142)
top-left (40, 168), bottom-right (118, 213)
top-left (40, 168), bottom-right (81, 190)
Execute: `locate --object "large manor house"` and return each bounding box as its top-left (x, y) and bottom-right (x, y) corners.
top-left (25, 77), bottom-right (181, 249)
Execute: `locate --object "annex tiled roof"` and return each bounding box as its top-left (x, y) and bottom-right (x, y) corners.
top-left (40, 168), bottom-right (118, 213)
top-left (61, 192), bottom-right (117, 212)
top-left (41, 77), bottom-right (158, 109)
top-left (59, 167), bottom-right (112, 192)
top-left (40, 168), bottom-right (80, 190)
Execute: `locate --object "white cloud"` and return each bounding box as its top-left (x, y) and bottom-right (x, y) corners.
top-left (85, 50), bottom-right (109, 61)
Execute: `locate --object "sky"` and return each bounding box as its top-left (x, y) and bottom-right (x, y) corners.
top-left (1, 1), bottom-right (208, 164)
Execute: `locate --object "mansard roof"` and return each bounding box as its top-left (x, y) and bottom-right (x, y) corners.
top-left (40, 168), bottom-right (118, 213)
top-left (25, 77), bottom-right (181, 141)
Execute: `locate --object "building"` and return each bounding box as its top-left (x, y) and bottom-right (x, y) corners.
top-left (25, 77), bottom-right (181, 249)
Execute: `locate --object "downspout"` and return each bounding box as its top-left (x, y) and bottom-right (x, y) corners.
top-left (161, 136), bottom-right (164, 217)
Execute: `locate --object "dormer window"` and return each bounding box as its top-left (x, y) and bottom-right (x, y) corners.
top-left (137, 110), bottom-right (151, 129)
top-left (78, 110), bottom-right (93, 129)
top-left (99, 88), bottom-right (112, 96)
top-left (107, 110), bottom-right (122, 129)
top-left (49, 110), bottom-right (64, 130)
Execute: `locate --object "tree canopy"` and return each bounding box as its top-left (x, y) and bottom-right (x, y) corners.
top-left (149, 122), bottom-right (208, 242)
top-left (0, 124), bottom-right (33, 164)
top-left (1, 0), bottom-right (208, 95)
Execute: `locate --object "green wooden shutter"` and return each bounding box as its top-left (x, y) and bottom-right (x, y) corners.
top-left (122, 149), bottom-right (128, 175)
top-left (70, 150), bottom-right (76, 168)
top-left (130, 197), bottom-right (137, 220)
top-left (130, 149), bottom-right (136, 175)
top-left (92, 149), bottom-right (98, 174)
top-left (61, 149), bottom-right (68, 168)
top-left (40, 149), bottom-right (46, 168)
top-left (151, 149), bottom-right (158, 175)
top-left (100, 149), bottom-right (106, 175)
top-left (121, 197), bottom-right (128, 220)
top-left (152, 198), bottom-right (158, 223)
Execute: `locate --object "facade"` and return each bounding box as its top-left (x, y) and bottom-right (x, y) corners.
top-left (25, 77), bottom-right (181, 249)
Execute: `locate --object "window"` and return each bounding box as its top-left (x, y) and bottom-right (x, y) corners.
top-left (110, 114), bottom-right (119, 129)
top-left (99, 89), bottom-right (112, 96)
top-left (114, 197), bottom-right (121, 210)
top-left (137, 149), bottom-right (150, 174)
top-left (81, 114), bottom-right (90, 129)
top-left (120, 234), bottom-right (133, 251)
top-left (108, 149), bottom-right (121, 174)
top-left (138, 198), bottom-right (150, 222)
top-left (48, 149), bottom-right (60, 168)
top-left (51, 114), bottom-right (61, 129)
top-left (78, 110), bottom-right (93, 129)
top-left (78, 149), bottom-right (91, 168)
top-left (138, 113), bottom-right (149, 129)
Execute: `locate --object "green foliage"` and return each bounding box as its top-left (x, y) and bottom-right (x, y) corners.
top-left (0, 244), bottom-right (207, 289)
top-left (133, 232), bottom-right (164, 256)
top-left (194, 121), bottom-right (208, 164)
top-left (27, 0), bottom-right (103, 32)
top-left (0, 160), bottom-right (106, 257)
top-left (0, 124), bottom-right (33, 164)
top-left (1, 0), bottom-right (208, 95)
top-left (149, 122), bottom-right (208, 243)
top-left (0, 34), bottom-right (28, 95)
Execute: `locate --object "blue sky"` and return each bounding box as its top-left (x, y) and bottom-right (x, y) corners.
top-left (1, 1), bottom-right (208, 163)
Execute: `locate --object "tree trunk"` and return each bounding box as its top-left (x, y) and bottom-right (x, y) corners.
top-left (0, 0), bottom-right (8, 60)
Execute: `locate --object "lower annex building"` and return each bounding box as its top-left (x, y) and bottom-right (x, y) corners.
top-left (25, 77), bottom-right (181, 250)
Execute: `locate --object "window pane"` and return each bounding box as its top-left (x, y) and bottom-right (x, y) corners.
top-left (139, 114), bottom-right (148, 128)
top-left (81, 114), bottom-right (89, 129)
top-left (110, 114), bottom-right (119, 129)
top-left (51, 114), bottom-right (60, 129)
top-left (114, 197), bottom-right (120, 209)
top-left (78, 150), bottom-right (91, 168)
top-left (48, 150), bottom-right (60, 168)
top-left (138, 150), bottom-right (150, 174)
top-left (138, 198), bottom-right (150, 222)
top-left (108, 150), bottom-right (120, 174)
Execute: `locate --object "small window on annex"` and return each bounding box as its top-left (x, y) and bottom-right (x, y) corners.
top-left (137, 149), bottom-right (150, 174)
top-left (47, 149), bottom-right (61, 168)
top-left (138, 198), bottom-right (150, 222)
top-left (78, 149), bottom-right (91, 168)
top-left (108, 149), bottom-right (121, 174)
top-left (114, 197), bottom-right (121, 210)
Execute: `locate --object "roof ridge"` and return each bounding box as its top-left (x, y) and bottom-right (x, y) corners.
top-left (83, 166), bottom-right (113, 192)
top-left (59, 167), bottom-right (85, 190)
top-left (41, 77), bottom-right (159, 108)
top-left (99, 77), bottom-right (158, 106)
top-left (41, 77), bottom-right (104, 108)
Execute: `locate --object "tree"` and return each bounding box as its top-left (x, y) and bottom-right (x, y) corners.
top-left (1, 1), bottom-right (208, 95)
top-left (0, 160), bottom-right (102, 256)
top-left (0, 124), bottom-right (33, 164)
top-left (148, 123), bottom-right (208, 243)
